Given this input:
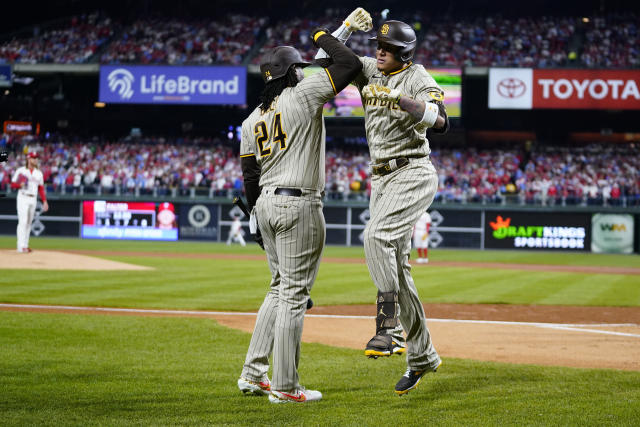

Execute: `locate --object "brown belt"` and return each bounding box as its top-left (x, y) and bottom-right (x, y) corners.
top-left (372, 157), bottom-right (410, 176)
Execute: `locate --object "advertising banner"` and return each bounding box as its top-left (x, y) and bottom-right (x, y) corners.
top-left (484, 211), bottom-right (590, 251)
top-left (0, 65), bottom-right (11, 87)
top-left (0, 198), bottom-right (80, 237)
top-left (3, 120), bottom-right (39, 135)
top-left (82, 200), bottom-right (178, 240)
top-left (178, 203), bottom-right (218, 241)
top-left (489, 69), bottom-right (640, 110)
top-left (591, 213), bottom-right (634, 254)
top-left (99, 65), bottom-right (246, 105)
top-left (488, 68), bottom-right (533, 110)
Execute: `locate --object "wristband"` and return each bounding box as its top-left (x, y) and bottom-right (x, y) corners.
top-left (421, 103), bottom-right (439, 127)
top-left (313, 31), bottom-right (327, 42)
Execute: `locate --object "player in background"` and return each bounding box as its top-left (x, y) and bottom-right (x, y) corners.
top-left (413, 210), bottom-right (432, 263)
top-left (316, 12), bottom-right (449, 395)
top-left (226, 216), bottom-right (246, 246)
top-left (237, 28), bottom-right (363, 404)
top-left (11, 151), bottom-right (49, 253)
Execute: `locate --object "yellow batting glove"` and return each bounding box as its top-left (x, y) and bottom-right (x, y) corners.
top-left (344, 7), bottom-right (373, 32)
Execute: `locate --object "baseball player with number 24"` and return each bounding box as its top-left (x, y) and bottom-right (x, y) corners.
top-left (237, 25), bottom-right (363, 403)
top-left (317, 7), bottom-right (449, 395)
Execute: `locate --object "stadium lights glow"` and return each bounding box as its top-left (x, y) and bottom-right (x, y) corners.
top-left (94, 102), bottom-right (106, 108)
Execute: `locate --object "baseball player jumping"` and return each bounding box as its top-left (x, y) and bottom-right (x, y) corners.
top-left (11, 151), bottom-right (49, 253)
top-left (237, 29), bottom-right (363, 403)
top-left (317, 12), bottom-right (449, 395)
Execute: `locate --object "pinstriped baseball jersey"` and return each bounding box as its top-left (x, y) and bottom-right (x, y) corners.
top-left (356, 55), bottom-right (442, 372)
top-left (354, 57), bottom-right (445, 163)
top-left (240, 71), bottom-right (336, 191)
top-left (240, 68), bottom-right (337, 392)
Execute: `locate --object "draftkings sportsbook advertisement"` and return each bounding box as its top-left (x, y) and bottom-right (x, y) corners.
top-left (484, 211), bottom-right (591, 251)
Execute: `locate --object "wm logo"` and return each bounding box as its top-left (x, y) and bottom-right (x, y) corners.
top-left (599, 224), bottom-right (627, 232)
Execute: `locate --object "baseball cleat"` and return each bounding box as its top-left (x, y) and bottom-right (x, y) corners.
top-left (238, 376), bottom-right (271, 396)
top-left (364, 333), bottom-right (406, 358)
top-left (269, 387), bottom-right (322, 404)
top-left (395, 359), bottom-right (442, 395)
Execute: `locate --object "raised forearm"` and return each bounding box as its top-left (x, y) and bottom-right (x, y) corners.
top-left (398, 96), bottom-right (446, 129)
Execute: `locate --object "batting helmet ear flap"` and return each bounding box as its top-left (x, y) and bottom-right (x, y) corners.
top-left (369, 20), bottom-right (417, 62)
top-left (260, 46), bottom-right (311, 83)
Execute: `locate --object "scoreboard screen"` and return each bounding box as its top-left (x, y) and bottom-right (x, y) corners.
top-left (82, 200), bottom-right (178, 241)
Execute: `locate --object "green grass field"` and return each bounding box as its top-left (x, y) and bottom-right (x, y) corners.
top-left (1, 237), bottom-right (639, 309)
top-left (1, 236), bottom-right (640, 425)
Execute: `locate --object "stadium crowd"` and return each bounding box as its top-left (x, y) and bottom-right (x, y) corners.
top-left (1, 11), bottom-right (637, 68)
top-left (412, 15), bottom-right (576, 68)
top-left (0, 13), bottom-right (112, 64)
top-left (99, 15), bottom-right (265, 65)
top-left (252, 10), bottom-right (376, 63)
top-left (580, 13), bottom-right (639, 69)
top-left (1, 137), bottom-right (638, 206)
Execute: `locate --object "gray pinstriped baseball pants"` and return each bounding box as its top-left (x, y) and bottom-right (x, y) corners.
top-left (241, 191), bottom-right (325, 391)
top-left (364, 156), bottom-right (441, 371)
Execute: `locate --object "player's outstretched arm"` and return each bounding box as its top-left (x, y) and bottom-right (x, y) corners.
top-left (315, 7), bottom-right (372, 60)
top-left (311, 29), bottom-right (363, 94)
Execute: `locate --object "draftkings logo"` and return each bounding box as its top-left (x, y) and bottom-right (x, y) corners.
top-left (489, 215), bottom-right (586, 249)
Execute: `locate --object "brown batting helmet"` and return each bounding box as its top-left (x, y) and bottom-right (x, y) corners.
top-left (260, 46), bottom-right (310, 83)
top-left (369, 20), bottom-right (417, 63)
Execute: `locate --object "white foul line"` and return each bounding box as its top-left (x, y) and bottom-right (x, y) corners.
top-left (1, 303), bottom-right (639, 338)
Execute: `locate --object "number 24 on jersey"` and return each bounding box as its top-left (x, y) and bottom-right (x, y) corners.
top-left (254, 113), bottom-right (287, 157)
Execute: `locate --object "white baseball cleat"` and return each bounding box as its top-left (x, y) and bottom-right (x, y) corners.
top-left (238, 376), bottom-right (271, 396)
top-left (269, 387), bottom-right (322, 403)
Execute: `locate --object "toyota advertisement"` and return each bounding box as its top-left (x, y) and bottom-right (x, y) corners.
top-left (489, 68), bottom-right (640, 110)
top-left (99, 65), bottom-right (246, 105)
top-left (484, 212), bottom-right (591, 251)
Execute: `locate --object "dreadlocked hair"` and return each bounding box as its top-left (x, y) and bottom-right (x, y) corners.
top-left (258, 67), bottom-right (300, 113)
